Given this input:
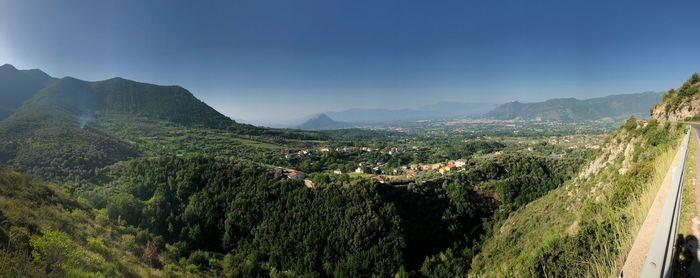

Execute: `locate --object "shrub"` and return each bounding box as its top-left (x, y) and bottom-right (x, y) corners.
top-left (30, 227), bottom-right (86, 274)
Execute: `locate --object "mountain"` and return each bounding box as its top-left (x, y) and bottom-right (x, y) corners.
top-left (297, 113), bottom-right (351, 130)
top-left (0, 64), bottom-right (323, 182)
top-left (25, 76), bottom-right (234, 128)
top-left (0, 64), bottom-right (55, 120)
top-left (325, 101), bottom-right (497, 123)
top-left (484, 92), bottom-right (662, 122)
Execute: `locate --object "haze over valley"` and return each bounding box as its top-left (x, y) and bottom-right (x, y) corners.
top-left (1, 1), bottom-right (700, 277)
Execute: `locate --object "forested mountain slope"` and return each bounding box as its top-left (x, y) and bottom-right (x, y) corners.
top-left (79, 150), bottom-right (583, 277)
top-left (26, 77), bottom-right (234, 129)
top-left (0, 64), bottom-right (54, 120)
top-left (0, 65), bottom-right (324, 182)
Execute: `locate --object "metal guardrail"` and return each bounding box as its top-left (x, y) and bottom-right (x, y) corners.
top-left (638, 129), bottom-right (690, 278)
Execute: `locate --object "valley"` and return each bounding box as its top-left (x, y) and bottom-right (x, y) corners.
top-left (2, 1), bottom-right (699, 277)
top-left (0, 64), bottom-right (698, 277)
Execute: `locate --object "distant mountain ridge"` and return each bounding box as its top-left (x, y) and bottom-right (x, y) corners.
top-left (325, 101), bottom-right (497, 123)
top-left (484, 92), bottom-right (662, 122)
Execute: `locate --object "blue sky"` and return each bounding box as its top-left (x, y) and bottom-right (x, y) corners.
top-left (1, 0), bottom-right (699, 124)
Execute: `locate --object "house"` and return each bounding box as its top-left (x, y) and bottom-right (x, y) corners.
top-left (333, 169), bottom-right (343, 174)
top-left (303, 178), bottom-right (315, 189)
top-left (371, 176), bottom-right (385, 184)
top-left (355, 167), bottom-right (364, 174)
top-left (406, 170), bottom-right (416, 179)
top-left (286, 170), bottom-right (306, 179)
top-left (285, 153), bottom-right (300, 160)
top-left (319, 147), bottom-right (330, 152)
top-left (439, 166), bottom-right (452, 174)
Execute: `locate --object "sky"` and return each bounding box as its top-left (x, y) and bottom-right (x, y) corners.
top-left (1, 0), bottom-right (699, 125)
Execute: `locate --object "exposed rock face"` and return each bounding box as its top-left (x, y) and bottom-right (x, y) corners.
top-left (650, 94), bottom-right (700, 121)
top-left (650, 74), bottom-right (700, 121)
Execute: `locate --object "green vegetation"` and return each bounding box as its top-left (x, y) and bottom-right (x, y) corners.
top-left (470, 117), bottom-right (683, 277)
top-left (674, 126), bottom-right (696, 276)
top-left (0, 108), bottom-right (138, 183)
top-left (1, 64), bottom-right (697, 277)
top-left (659, 73), bottom-right (700, 117)
top-left (0, 64), bottom-right (54, 120)
top-left (0, 168), bottom-right (162, 277)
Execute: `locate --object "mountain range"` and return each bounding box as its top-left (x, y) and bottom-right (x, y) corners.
top-left (484, 92), bottom-right (662, 122)
top-left (324, 101), bottom-right (497, 123)
top-left (305, 92), bottom-right (662, 127)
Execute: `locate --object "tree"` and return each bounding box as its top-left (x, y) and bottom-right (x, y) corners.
top-left (29, 227), bottom-right (84, 273)
top-left (143, 241), bottom-right (160, 267)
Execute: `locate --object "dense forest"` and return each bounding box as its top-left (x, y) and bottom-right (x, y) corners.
top-left (73, 152), bottom-right (580, 276)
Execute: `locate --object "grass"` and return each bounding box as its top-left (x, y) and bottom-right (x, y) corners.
top-left (673, 127), bottom-right (697, 276)
top-left (470, 123), bottom-right (685, 277)
top-left (347, 172), bottom-right (373, 178)
top-left (0, 169), bottom-right (167, 277)
top-left (600, 133), bottom-right (679, 277)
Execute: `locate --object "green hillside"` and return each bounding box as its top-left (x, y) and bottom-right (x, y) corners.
top-left (0, 65), bottom-right (324, 183)
top-left (651, 73), bottom-right (700, 121)
top-left (26, 76), bottom-right (234, 129)
top-left (469, 80), bottom-right (691, 276)
top-left (0, 168), bottom-right (163, 277)
top-left (0, 108), bottom-right (138, 182)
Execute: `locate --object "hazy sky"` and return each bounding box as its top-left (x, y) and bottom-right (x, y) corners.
top-left (1, 0), bottom-right (699, 125)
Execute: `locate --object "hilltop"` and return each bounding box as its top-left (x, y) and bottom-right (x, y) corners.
top-left (650, 73), bottom-right (700, 121)
top-left (485, 92), bottom-right (662, 122)
top-left (0, 64), bottom-right (54, 120)
top-left (297, 113), bottom-right (351, 130)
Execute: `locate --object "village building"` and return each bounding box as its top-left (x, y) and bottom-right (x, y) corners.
top-left (303, 178), bottom-right (315, 189)
top-left (406, 170), bottom-right (417, 179)
top-left (371, 176), bottom-right (385, 184)
top-left (286, 170), bottom-right (306, 179)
